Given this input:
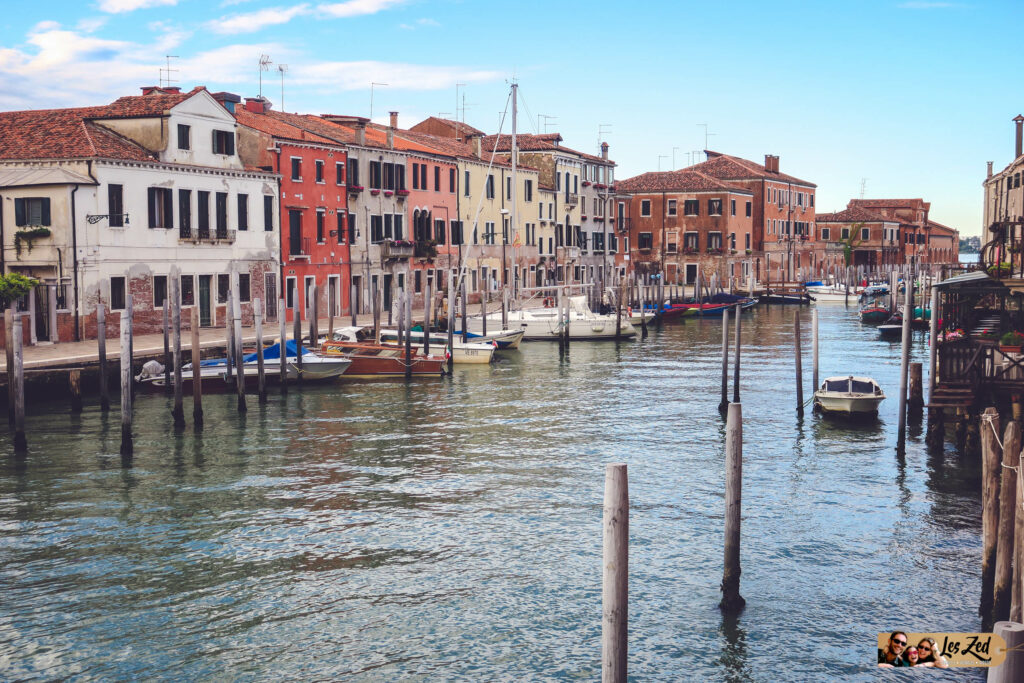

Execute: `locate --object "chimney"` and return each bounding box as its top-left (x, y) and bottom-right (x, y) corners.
top-left (141, 86), bottom-right (181, 95)
top-left (355, 121), bottom-right (366, 146)
top-left (988, 161), bottom-right (994, 178)
top-left (389, 111), bottom-right (399, 130)
top-left (211, 91), bottom-right (241, 113)
top-left (1014, 115), bottom-right (1024, 158)
top-left (245, 97), bottom-right (266, 114)
top-left (387, 127), bottom-right (394, 150)
top-left (467, 132), bottom-right (481, 157)
top-left (601, 142), bottom-right (609, 160)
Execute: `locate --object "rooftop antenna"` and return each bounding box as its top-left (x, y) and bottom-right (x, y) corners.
top-left (370, 82), bottom-right (387, 121)
top-left (159, 55), bottom-right (179, 89)
top-left (258, 54), bottom-right (272, 98)
top-left (697, 123), bottom-right (716, 156)
top-left (860, 177), bottom-right (868, 199)
top-left (277, 64), bottom-right (288, 111)
top-left (538, 114), bottom-right (557, 133)
top-left (598, 124), bottom-right (612, 152)
top-left (672, 146), bottom-right (680, 170)
top-left (455, 82), bottom-right (465, 139)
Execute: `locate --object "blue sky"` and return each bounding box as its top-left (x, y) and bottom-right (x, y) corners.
top-left (1, 0), bottom-right (1020, 236)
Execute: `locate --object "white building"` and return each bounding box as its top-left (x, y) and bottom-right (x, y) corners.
top-left (0, 86), bottom-right (279, 341)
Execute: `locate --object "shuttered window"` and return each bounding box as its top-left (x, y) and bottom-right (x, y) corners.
top-left (14, 197), bottom-right (51, 227)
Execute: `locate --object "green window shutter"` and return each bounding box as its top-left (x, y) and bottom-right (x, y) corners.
top-left (163, 189), bottom-right (173, 228)
top-left (40, 198), bottom-right (51, 226)
top-left (148, 188), bottom-right (157, 228)
top-left (14, 198), bottom-right (25, 226)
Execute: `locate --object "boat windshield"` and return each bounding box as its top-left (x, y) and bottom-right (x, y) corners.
top-left (823, 379), bottom-right (848, 392)
top-left (850, 380), bottom-right (876, 394)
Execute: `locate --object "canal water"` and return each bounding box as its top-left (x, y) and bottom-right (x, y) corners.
top-left (0, 304), bottom-right (985, 681)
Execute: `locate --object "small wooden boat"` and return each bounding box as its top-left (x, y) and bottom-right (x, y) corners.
top-left (806, 284), bottom-right (859, 303)
top-left (452, 327), bottom-right (525, 349)
top-left (878, 313), bottom-right (903, 338)
top-left (322, 327), bottom-right (444, 377)
top-left (860, 304), bottom-right (890, 323)
top-left (814, 376), bottom-right (885, 415)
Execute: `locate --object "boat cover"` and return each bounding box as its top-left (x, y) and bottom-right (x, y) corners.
top-left (198, 340), bottom-right (309, 367)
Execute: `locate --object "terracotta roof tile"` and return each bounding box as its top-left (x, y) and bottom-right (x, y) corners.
top-left (0, 108), bottom-right (155, 161)
top-left (409, 116), bottom-right (484, 137)
top-left (694, 150), bottom-right (816, 187)
top-left (616, 169), bottom-right (750, 194)
top-left (815, 206), bottom-right (894, 223)
top-left (848, 198), bottom-right (930, 211)
top-left (235, 109), bottom-right (338, 146)
top-left (97, 86), bottom-right (206, 118)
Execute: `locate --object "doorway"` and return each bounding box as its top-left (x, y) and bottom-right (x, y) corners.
top-left (351, 275), bottom-right (362, 315)
top-left (685, 263), bottom-right (697, 285)
top-left (198, 274), bottom-right (212, 326)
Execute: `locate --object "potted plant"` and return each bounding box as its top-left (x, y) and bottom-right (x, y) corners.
top-left (977, 329), bottom-right (999, 346)
top-left (396, 189), bottom-right (410, 197)
top-left (1000, 330), bottom-right (1024, 352)
top-left (348, 185), bottom-right (364, 193)
top-left (370, 189), bottom-right (380, 196)
top-left (384, 190), bottom-right (394, 197)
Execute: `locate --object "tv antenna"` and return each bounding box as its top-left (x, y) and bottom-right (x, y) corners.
top-left (278, 64), bottom-right (288, 111)
top-left (860, 177), bottom-right (868, 199)
top-left (538, 114), bottom-right (557, 133)
top-left (697, 123), bottom-right (716, 152)
top-left (159, 55), bottom-right (179, 89)
top-left (258, 54), bottom-right (272, 98)
top-left (598, 124), bottom-right (612, 152)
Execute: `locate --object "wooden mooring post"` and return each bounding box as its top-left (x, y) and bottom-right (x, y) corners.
top-left (404, 291), bottom-right (413, 379)
top-left (720, 402), bottom-right (745, 612)
top-left (255, 298), bottom-right (266, 403)
top-left (171, 279), bottom-right (184, 428)
top-left (191, 305), bottom-right (203, 427)
top-left (811, 308), bottom-right (819, 396)
top-left (12, 320), bottom-right (25, 451)
top-left (294, 302), bottom-right (303, 383)
top-left (732, 303), bottom-right (741, 404)
top-left (69, 369), bottom-right (82, 414)
top-left (279, 299), bottom-right (288, 395)
top-left (119, 297), bottom-right (133, 457)
top-left (719, 306), bottom-right (730, 411)
top-left (310, 283), bottom-right (319, 350)
top-left (908, 362), bottom-right (924, 413)
top-left (225, 292), bottom-right (235, 387)
top-left (447, 271), bottom-right (455, 374)
top-left (233, 288), bottom-right (246, 413)
top-left (991, 622), bottom-right (1024, 683)
top-left (5, 304), bottom-right (14, 424)
top-left (97, 303), bottom-right (109, 411)
top-left (794, 311), bottom-right (804, 416)
top-left (994, 419), bottom-right (1020, 623)
top-left (423, 281), bottom-right (432, 356)
top-left (980, 407), bottom-right (1001, 626)
top-left (896, 278), bottom-right (913, 453)
top-left (162, 298), bottom-right (171, 391)
top-left (639, 284), bottom-right (648, 339)
top-left (602, 462), bottom-right (628, 683)
top-left (350, 283), bottom-right (358, 327)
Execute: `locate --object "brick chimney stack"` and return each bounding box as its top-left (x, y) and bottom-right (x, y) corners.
top-left (355, 121), bottom-right (366, 146)
top-left (389, 111), bottom-right (399, 130)
top-left (764, 154), bottom-right (779, 173)
top-left (1014, 115), bottom-right (1024, 158)
top-left (601, 142), bottom-right (609, 160)
top-left (988, 161), bottom-right (994, 178)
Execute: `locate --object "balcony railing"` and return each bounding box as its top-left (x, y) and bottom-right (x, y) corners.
top-left (382, 240), bottom-right (414, 259)
top-left (414, 240), bottom-right (438, 259)
top-left (215, 229), bottom-right (236, 242)
top-left (564, 192), bottom-right (579, 206)
top-left (290, 237), bottom-right (311, 258)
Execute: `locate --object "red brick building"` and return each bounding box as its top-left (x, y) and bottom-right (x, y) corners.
top-left (814, 206), bottom-right (901, 268)
top-left (847, 198), bottom-right (958, 265)
top-left (615, 168), bottom-right (754, 284)
top-left (689, 151), bottom-right (817, 281)
top-left (235, 98), bottom-right (351, 322)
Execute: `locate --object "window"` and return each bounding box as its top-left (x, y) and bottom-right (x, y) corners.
top-left (745, 201), bottom-right (752, 217)
top-left (212, 129), bottom-right (235, 156)
top-left (435, 219), bottom-right (446, 245)
top-left (108, 185), bottom-right (124, 227)
top-left (348, 158), bottom-right (359, 187)
top-left (238, 274), bottom-right (251, 303)
top-left (449, 168), bottom-right (456, 192)
top-left (315, 160), bottom-right (324, 183)
top-left (369, 161), bottom-right (382, 189)
top-left (809, 194), bottom-right (814, 208)
top-left (464, 170), bottom-right (470, 196)
top-left (434, 166), bottom-right (441, 191)
top-left (218, 274), bottom-right (229, 303)
top-left (861, 227), bottom-right (870, 241)
top-left (180, 275), bottom-right (195, 306)
top-left (370, 215), bottom-right (383, 243)
top-left (708, 232), bottom-right (723, 250)
top-left (147, 187), bottom-right (173, 228)
top-left (821, 227), bottom-right (831, 241)
top-left (666, 232), bottom-right (678, 253)
top-left (684, 199), bottom-right (699, 216)
top-left (412, 163), bottom-right (420, 190)
top-left (197, 191), bottom-right (210, 237)
top-left (731, 199), bottom-right (736, 216)
top-left (383, 162), bottom-right (395, 190)
top-left (418, 164), bottom-right (426, 190)
top-left (336, 213), bottom-right (345, 244)
top-left (638, 232), bottom-right (653, 250)
top-left (237, 194), bottom-right (248, 231)
top-left (179, 190), bottom-right (192, 238)
top-left (841, 227), bottom-right (850, 240)
top-left (177, 124), bottom-right (190, 150)
top-left (14, 197), bottom-right (50, 226)
top-left (394, 213), bottom-right (403, 240)
top-left (451, 220), bottom-right (463, 245)
top-left (525, 179), bottom-right (533, 202)
top-left (484, 221), bottom-right (496, 245)
top-left (336, 162), bottom-right (345, 185)
top-left (684, 232), bottom-right (698, 251)
top-left (215, 192), bottom-right (228, 237)
top-left (667, 199), bottom-right (677, 216)
top-left (708, 199), bottom-right (722, 216)
top-left (264, 195), bottom-right (274, 232)
top-left (486, 174), bottom-right (495, 199)
top-left (289, 157), bottom-right (302, 181)
top-left (153, 275), bottom-right (167, 308)
top-left (110, 277), bottom-right (126, 310)
top-left (348, 212), bottom-right (356, 243)
top-left (640, 200), bottom-right (651, 217)
top-left (384, 214), bottom-right (393, 240)
top-left (316, 210), bottom-right (325, 243)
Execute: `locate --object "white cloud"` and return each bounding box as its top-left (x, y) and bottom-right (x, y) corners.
top-left (208, 5), bottom-right (310, 34)
top-left (400, 17), bottom-right (440, 29)
top-left (318, 0), bottom-right (406, 19)
top-left (897, 2), bottom-right (962, 8)
top-left (296, 60), bottom-right (502, 91)
top-left (76, 17), bottom-right (109, 33)
top-left (98, 0), bottom-right (177, 13)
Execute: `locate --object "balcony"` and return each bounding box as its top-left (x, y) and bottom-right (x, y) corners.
top-left (616, 217), bottom-right (631, 233)
top-left (290, 237), bottom-right (311, 260)
top-left (214, 229), bottom-right (236, 243)
top-left (564, 192), bottom-right (579, 206)
top-left (414, 240), bottom-right (438, 259)
top-left (382, 240), bottom-right (414, 260)
top-left (557, 246), bottom-right (581, 261)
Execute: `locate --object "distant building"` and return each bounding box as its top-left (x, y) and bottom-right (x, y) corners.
top-left (848, 198), bottom-right (957, 265)
top-left (983, 115), bottom-right (1024, 263)
top-left (814, 206), bottom-right (901, 268)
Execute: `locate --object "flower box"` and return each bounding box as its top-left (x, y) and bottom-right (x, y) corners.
top-left (348, 185), bottom-right (364, 193)
top-left (384, 190), bottom-right (394, 197)
top-left (370, 189), bottom-right (380, 196)
top-left (396, 189), bottom-right (410, 196)
top-left (581, 181), bottom-right (591, 187)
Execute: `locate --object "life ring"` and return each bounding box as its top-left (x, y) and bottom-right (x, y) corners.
top-left (543, 297), bottom-right (553, 307)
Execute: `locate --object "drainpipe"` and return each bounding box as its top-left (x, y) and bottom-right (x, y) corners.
top-left (74, 162), bottom-right (95, 342)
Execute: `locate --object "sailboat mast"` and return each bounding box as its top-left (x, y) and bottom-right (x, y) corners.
top-left (510, 82), bottom-right (518, 307)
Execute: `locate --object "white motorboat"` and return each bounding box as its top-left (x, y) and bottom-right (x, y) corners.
top-left (464, 296), bottom-right (637, 341)
top-left (378, 328), bottom-right (495, 364)
top-left (814, 376), bottom-right (886, 414)
top-left (806, 284), bottom-right (860, 302)
top-left (452, 327), bottom-right (525, 349)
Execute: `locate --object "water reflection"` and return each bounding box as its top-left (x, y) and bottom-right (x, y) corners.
top-left (0, 304), bottom-right (986, 680)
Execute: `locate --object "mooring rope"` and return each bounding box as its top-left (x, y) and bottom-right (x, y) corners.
top-left (981, 412), bottom-right (1024, 511)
